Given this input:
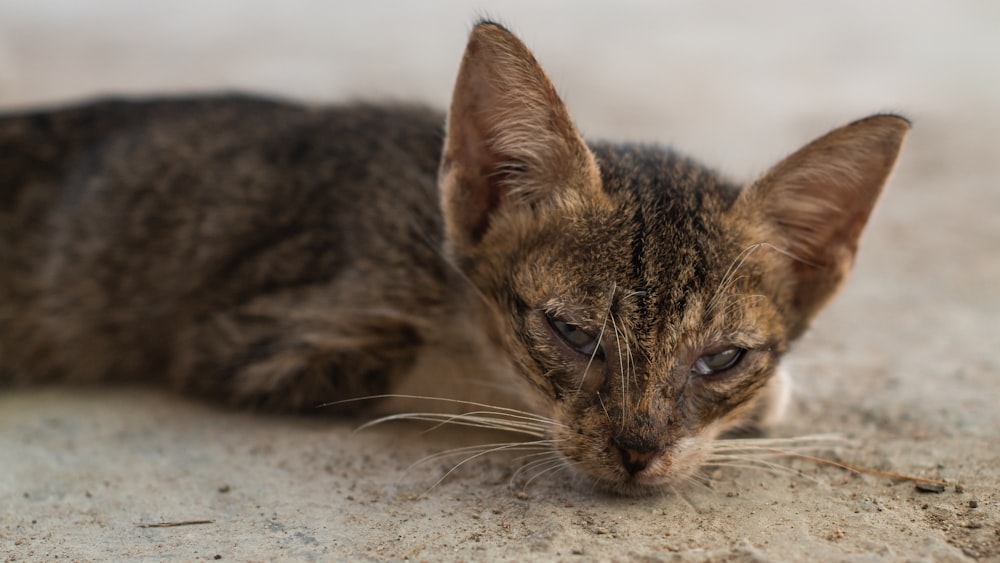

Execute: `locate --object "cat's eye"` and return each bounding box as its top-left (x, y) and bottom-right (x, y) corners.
top-left (692, 348), bottom-right (745, 376)
top-left (546, 315), bottom-right (600, 357)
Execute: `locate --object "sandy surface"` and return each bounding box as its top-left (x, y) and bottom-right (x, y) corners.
top-left (1, 2), bottom-right (998, 561)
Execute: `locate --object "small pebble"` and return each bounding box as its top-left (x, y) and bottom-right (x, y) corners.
top-left (968, 500), bottom-right (978, 509)
top-left (955, 484), bottom-right (965, 494)
top-left (915, 482), bottom-right (945, 493)
top-left (217, 485), bottom-right (231, 494)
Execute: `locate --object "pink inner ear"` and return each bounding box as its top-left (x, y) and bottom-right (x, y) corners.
top-left (438, 22), bottom-right (599, 250)
top-left (439, 115), bottom-right (508, 244)
top-left (464, 161), bottom-right (508, 244)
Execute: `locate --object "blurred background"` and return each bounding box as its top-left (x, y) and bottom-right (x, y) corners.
top-left (0, 0), bottom-right (997, 177)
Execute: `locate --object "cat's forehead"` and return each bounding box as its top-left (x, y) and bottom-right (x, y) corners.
top-left (589, 142), bottom-right (740, 211)
top-left (510, 142), bottom-right (748, 341)
top-left (588, 143), bottom-right (742, 313)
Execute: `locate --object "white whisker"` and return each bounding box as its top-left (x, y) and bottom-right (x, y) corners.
top-left (597, 391), bottom-right (611, 425)
top-left (614, 312), bottom-right (635, 419)
top-left (410, 218), bottom-right (494, 309)
top-left (706, 458), bottom-right (818, 483)
top-left (579, 283), bottom-right (616, 392)
top-left (409, 440), bottom-right (557, 472)
top-left (359, 412), bottom-right (549, 437)
top-left (510, 454), bottom-right (565, 488)
top-left (419, 441), bottom-right (546, 497)
top-left (706, 242), bottom-right (762, 315)
top-left (610, 313), bottom-right (626, 430)
top-left (711, 433), bottom-right (846, 451)
top-left (707, 241), bottom-right (814, 316)
top-left (510, 449), bottom-right (563, 465)
top-left (418, 409), bottom-right (557, 433)
top-left (685, 470), bottom-right (716, 492)
top-left (520, 457), bottom-right (575, 492)
top-left (323, 393), bottom-right (562, 427)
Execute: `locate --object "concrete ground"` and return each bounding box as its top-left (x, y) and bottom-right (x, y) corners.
top-left (1, 2), bottom-right (998, 561)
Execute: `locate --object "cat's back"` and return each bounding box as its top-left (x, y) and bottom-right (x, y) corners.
top-left (0, 95), bottom-right (444, 212)
top-left (0, 95), bottom-right (448, 384)
top-left (0, 95), bottom-right (445, 250)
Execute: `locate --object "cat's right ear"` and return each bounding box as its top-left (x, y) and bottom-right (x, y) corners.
top-left (439, 21), bottom-right (602, 252)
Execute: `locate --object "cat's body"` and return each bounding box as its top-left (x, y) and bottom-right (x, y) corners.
top-left (0, 98), bottom-right (469, 410)
top-left (0, 22), bottom-right (907, 494)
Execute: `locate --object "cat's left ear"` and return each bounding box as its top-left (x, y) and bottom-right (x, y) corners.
top-left (736, 114), bottom-right (909, 335)
top-left (439, 21), bottom-right (603, 253)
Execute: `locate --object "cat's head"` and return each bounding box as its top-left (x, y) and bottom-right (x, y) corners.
top-left (438, 21), bottom-right (908, 495)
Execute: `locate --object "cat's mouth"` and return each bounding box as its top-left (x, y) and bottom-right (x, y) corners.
top-left (546, 423), bottom-right (713, 495)
top-left (582, 452), bottom-right (685, 497)
top-left (605, 459), bottom-right (676, 494)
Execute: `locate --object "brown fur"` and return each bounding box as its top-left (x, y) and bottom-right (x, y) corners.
top-left (0, 21), bottom-right (908, 494)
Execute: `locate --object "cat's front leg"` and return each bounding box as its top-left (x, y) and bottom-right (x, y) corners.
top-left (169, 292), bottom-right (424, 413)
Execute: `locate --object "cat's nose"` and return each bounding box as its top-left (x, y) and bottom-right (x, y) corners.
top-left (613, 441), bottom-right (662, 476)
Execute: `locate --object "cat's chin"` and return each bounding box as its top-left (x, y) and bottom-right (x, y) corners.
top-left (575, 462), bottom-right (709, 497)
top-left (588, 475), bottom-right (676, 498)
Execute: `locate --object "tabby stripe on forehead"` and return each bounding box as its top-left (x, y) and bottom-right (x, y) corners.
top-left (630, 199), bottom-right (648, 318)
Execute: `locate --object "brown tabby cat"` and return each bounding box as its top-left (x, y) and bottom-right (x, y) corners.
top-left (0, 21), bottom-right (907, 494)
